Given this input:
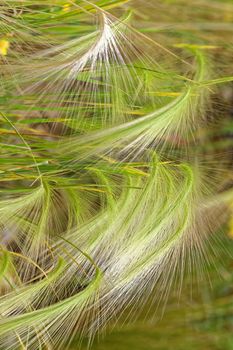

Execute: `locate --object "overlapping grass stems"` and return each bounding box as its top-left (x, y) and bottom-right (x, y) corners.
top-left (0, 0), bottom-right (232, 349)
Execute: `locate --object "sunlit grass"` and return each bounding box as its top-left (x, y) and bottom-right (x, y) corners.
top-left (0, 1), bottom-right (232, 349)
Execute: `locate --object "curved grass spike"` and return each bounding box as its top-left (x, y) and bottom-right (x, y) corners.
top-left (55, 47), bottom-right (210, 162)
top-left (0, 0), bottom-right (232, 349)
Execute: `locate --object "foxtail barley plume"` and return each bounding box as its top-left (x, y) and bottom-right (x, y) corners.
top-left (0, 0), bottom-right (232, 349)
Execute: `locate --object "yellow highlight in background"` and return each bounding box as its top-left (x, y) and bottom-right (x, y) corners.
top-left (0, 40), bottom-right (9, 56)
top-left (63, 3), bottom-right (71, 12)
